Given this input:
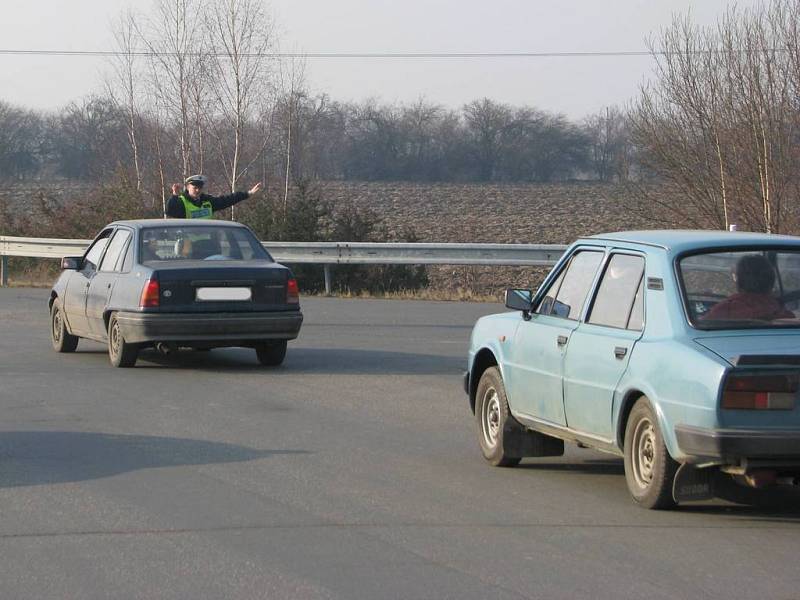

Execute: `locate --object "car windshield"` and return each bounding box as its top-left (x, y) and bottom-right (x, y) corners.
top-left (139, 225), bottom-right (272, 262)
top-left (679, 249), bottom-right (800, 329)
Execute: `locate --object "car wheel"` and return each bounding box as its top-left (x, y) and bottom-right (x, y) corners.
top-left (255, 340), bottom-right (287, 366)
top-left (51, 299), bottom-right (78, 353)
top-left (475, 367), bottom-right (521, 467)
top-left (108, 313), bottom-right (139, 368)
top-left (623, 396), bottom-right (678, 509)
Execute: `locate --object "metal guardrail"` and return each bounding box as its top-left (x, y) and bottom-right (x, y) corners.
top-left (267, 241), bottom-right (566, 266)
top-left (0, 236), bottom-right (93, 259)
top-left (0, 235), bottom-right (567, 291)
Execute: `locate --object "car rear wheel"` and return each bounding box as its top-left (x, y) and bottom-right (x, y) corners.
top-left (623, 396), bottom-right (678, 509)
top-left (50, 299), bottom-right (78, 353)
top-left (255, 340), bottom-right (287, 366)
top-left (108, 313), bottom-right (139, 368)
top-left (475, 367), bottom-right (521, 467)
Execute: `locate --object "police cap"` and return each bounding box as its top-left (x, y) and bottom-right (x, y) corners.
top-left (184, 174), bottom-right (207, 187)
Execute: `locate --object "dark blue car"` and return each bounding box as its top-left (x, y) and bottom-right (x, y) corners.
top-left (49, 219), bottom-right (303, 368)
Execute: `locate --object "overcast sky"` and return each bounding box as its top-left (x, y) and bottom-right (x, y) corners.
top-left (1, 0), bottom-right (766, 119)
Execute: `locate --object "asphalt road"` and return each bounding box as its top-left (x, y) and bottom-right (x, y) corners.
top-left (1, 287), bottom-right (799, 600)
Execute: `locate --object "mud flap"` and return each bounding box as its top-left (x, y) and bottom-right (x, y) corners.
top-left (503, 417), bottom-right (564, 458)
top-left (672, 463), bottom-right (715, 503)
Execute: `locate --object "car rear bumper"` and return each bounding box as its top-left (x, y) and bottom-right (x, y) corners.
top-left (675, 424), bottom-right (800, 461)
top-left (115, 310), bottom-right (303, 344)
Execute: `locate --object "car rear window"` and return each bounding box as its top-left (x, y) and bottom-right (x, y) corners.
top-left (679, 249), bottom-right (800, 329)
top-left (139, 226), bottom-right (273, 262)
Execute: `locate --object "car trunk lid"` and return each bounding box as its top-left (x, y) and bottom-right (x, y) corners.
top-left (152, 261), bottom-right (293, 312)
top-left (696, 333), bottom-right (800, 428)
top-left (694, 332), bottom-right (800, 367)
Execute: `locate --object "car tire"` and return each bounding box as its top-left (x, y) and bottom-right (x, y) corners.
top-left (475, 367), bottom-right (521, 467)
top-left (50, 299), bottom-right (78, 353)
top-left (108, 313), bottom-right (139, 368)
top-left (255, 340), bottom-right (287, 366)
top-left (623, 396), bottom-right (678, 509)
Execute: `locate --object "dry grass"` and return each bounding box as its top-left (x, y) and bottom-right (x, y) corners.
top-left (4, 272), bottom-right (500, 302)
top-left (5, 260), bottom-right (59, 288)
top-left (322, 287), bottom-right (500, 303)
top-left (3, 261), bottom-right (500, 301)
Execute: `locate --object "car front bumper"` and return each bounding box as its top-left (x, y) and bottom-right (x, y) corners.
top-left (675, 424), bottom-right (800, 462)
top-left (115, 310), bottom-right (303, 344)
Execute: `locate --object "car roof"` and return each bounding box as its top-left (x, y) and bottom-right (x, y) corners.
top-left (584, 230), bottom-right (800, 254)
top-left (107, 218), bottom-right (249, 229)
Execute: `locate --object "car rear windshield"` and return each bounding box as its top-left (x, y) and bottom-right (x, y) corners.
top-left (679, 249), bottom-right (800, 329)
top-left (139, 226), bottom-right (272, 262)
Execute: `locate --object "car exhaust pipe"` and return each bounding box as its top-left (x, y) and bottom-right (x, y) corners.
top-left (155, 342), bottom-right (176, 355)
top-left (743, 470), bottom-right (777, 488)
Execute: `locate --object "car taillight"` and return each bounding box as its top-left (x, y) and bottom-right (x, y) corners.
top-left (721, 372), bottom-right (798, 410)
top-left (286, 278), bottom-right (299, 304)
top-left (139, 278), bottom-right (160, 308)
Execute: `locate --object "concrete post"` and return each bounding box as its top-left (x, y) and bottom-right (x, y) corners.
top-left (324, 265), bottom-right (332, 295)
top-left (1, 256), bottom-right (7, 287)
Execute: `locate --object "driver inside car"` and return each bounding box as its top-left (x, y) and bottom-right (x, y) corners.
top-left (701, 254), bottom-right (794, 321)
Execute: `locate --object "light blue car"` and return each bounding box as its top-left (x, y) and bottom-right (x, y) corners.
top-left (464, 231), bottom-right (800, 509)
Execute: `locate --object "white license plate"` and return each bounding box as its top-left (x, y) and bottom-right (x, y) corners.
top-left (196, 287), bottom-right (252, 301)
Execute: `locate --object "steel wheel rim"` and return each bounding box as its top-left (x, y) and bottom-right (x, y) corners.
top-left (52, 308), bottom-right (62, 343)
top-left (631, 416), bottom-right (656, 489)
top-left (110, 320), bottom-right (120, 357)
top-left (481, 387), bottom-right (501, 448)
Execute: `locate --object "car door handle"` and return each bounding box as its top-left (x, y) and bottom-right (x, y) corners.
top-left (614, 346), bottom-right (628, 359)
top-left (557, 335), bottom-right (568, 347)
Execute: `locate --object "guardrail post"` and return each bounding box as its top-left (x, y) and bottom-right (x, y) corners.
top-left (1, 255), bottom-right (7, 287)
top-left (323, 265), bottom-right (332, 295)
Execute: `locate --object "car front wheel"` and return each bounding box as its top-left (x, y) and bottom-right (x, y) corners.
top-left (475, 367), bottom-right (521, 467)
top-left (623, 396), bottom-right (678, 509)
top-left (108, 313), bottom-right (139, 368)
top-left (51, 299), bottom-right (78, 353)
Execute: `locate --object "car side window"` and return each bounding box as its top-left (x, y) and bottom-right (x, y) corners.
top-left (99, 229), bottom-right (132, 272)
top-left (546, 251), bottom-right (603, 320)
top-left (588, 254), bottom-right (645, 329)
top-left (535, 268), bottom-right (567, 316)
top-left (552, 252), bottom-right (603, 321)
top-left (83, 229), bottom-right (113, 272)
top-left (119, 238), bottom-right (134, 272)
top-left (627, 279), bottom-right (645, 331)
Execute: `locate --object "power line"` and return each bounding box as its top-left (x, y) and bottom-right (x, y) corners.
top-left (0, 49), bottom-right (656, 59)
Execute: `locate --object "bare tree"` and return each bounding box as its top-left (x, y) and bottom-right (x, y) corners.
top-left (106, 9), bottom-right (144, 192)
top-left (152, 101), bottom-right (170, 217)
top-left (584, 106), bottom-right (631, 182)
top-left (630, 2), bottom-right (800, 233)
top-left (0, 101), bottom-right (43, 181)
top-left (463, 98), bottom-right (513, 181)
top-left (277, 54), bottom-right (306, 216)
top-left (205, 0), bottom-right (276, 221)
top-left (139, 0), bottom-right (205, 178)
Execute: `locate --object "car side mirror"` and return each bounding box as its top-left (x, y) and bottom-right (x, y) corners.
top-left (61, 256), bottom-right (82, 270)
top-left (505, 288), bottom-right (533, 318)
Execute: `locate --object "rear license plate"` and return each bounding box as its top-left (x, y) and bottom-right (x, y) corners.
top-left (196, 287), bottom-right (252, 301)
